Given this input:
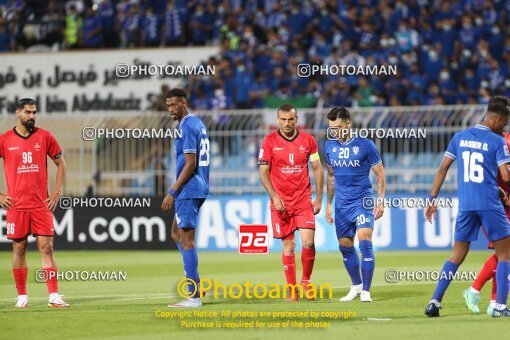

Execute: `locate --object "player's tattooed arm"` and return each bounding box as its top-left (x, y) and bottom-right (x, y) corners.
top-left (325, 165), bottom-right (335, 223)
top-left (259, 164), bottom-right (285, 211)
top-left (425, 156), bottom-right (454, 222)
top-left (326, 165), bottom-right (335, 205)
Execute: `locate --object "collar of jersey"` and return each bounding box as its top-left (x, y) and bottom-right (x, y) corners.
top-left (12, 127), bottom-right (36, 139)
top-left (277, 129), bottom-right (299, 142)
top-left (336, 136), bottom-right (355, 145)
top-left (178, 113), bottom-right (194, 127)
top-left (474, 124), bottom-right (490, 130)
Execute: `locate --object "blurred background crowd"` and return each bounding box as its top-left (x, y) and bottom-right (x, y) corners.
top-left (1, 0), bottom-right (510, 109)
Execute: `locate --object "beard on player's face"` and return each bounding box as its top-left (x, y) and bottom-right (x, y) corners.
top-left (21, 117), bottom-right (36, 131)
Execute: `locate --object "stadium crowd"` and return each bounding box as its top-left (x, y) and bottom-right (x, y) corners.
top-left (1, 0), bottom-right (510, 108)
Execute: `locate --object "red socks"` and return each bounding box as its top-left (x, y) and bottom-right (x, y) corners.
top-left (282, 253), bottom-right (296, 285)
top-left (301, 247), bottom-right (316, 282)
top-left (472, 254), bottom-right (498, 291)
top-left (282, 247), bottom-right (316, 285)
top-left (13, 268), bottom-right (28, 295)
top-left (43, 268), bottom-right (59, 294)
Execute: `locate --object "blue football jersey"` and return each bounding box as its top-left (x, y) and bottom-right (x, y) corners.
top-left (174, 113), bottom-right (210, 199)
top-left (325, 137), bottom-right (382, 207)
top-left (445, 124), bottom-right (510, 211)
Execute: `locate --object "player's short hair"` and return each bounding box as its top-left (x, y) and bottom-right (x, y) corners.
top-left (166, 88), bottom-right (188, 101)
top-left (327, 106), bottom-right (351, 121)
top-left (16, 98), bottom-right (36, 110)
top-left (277, 103), bottom-right (297, 116)
top-left (487, 96), bottom-right (510, 117)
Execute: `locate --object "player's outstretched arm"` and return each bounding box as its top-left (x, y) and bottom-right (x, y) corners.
top-left (162, 153), bottom-right (196, 212)
top-left (325, 165), bottom-right (334, 224)
top-left (45, 156), bottom-right (66, 211)
top-left (425, 156), bottom-right (454, 223)
top-left (371, 163), bottom-right (386, 220)
top-left (311, 159), bottom-right (324, 215)
top-left (259, 164), bottom-right (285, 211)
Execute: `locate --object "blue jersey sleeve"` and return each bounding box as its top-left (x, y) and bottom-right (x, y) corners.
top-left (496, 136), bottom-right (510, 166)
top-left (445, 134), bottom-right (457, 160)
top-left (181, 123), bottom-right (198, 154)
top-left (367, 140), bottom-right (382, 167)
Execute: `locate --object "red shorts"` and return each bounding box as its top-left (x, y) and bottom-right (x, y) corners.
top-left (6, 210), bottom-right (54, 239)
top-left (270, 207), bottom-right (315, 239)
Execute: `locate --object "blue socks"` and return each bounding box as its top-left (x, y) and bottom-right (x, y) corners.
top-left (359, 240), bottom-right (375, 291)
top-left (182, 248), bottom-right (200, 298)
top-left (339, 245), bottom-right (362, 286)
top-left (432, 260), bottom-right (459, 302)
top-left (495, 261), bottom-right (510, 307)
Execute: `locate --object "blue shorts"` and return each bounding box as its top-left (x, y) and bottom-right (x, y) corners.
top-left (455, 209), bottom-right (510, 242)
top-left (335, 205), bottom-right (374, 238)
top-left (175, 198), bottom-right (206, 229)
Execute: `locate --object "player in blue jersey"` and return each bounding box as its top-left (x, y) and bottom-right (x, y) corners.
top-left (325, 107), bottom-right (386, 303)
top-left (425, 96), bottom-right (510, 318)
top-left (161, 88), bottom-right (210, 308)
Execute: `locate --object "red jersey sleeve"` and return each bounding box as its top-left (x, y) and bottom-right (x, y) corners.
top-left (46, 132), bottom-right (63, 159)
top-left (258, 135), bottom-right (272, 165)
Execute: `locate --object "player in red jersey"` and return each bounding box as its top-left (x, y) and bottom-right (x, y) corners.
top-left (0, 98), bottom-right (68, 308)
top-left (463, 131), bottom-right (510, 315)
top-left (258, 103), bottom-right (324, 301)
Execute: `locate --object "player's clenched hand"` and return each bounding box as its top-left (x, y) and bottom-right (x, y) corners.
top-left (373, 203), bottom-right (384, 220)
top-left (325, 204), bottom-right (334, 224)
top-left (424, 205), bottom-right (437, 223)
top-left (161, 195), bottom-right (174, 212)
top-left (0, 193), bottom-right (13, 209)
top-left (312, 198), bottom-right (322, 215)
top-left (44, 191), bottom-right (61, 211)
top-left (271, 194), bottom-right (286, 211)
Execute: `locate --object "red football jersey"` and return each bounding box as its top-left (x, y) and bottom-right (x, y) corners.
top-left (258, 130), bottom-right (319, 212)
top-left (0, 127), bottom-right (62, 211)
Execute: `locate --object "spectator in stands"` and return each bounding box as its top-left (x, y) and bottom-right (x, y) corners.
top-left (81, 7), bottom-right (102, 48)
top-left (97, 0), bottom-right (117, 48)
top-left (161, 0), bottom-right (186, 46)
top-left (4, 0), bottom-right (510, 109)
top-left (64, 5), bottom-right (82, 49)
top-left (140, 7), bottom-right (160, 47)
top-left (120, 3), bottom-right (141, 47)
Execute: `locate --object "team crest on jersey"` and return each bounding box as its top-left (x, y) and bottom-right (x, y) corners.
top-left (35, 142), bottom-right (41, 151)
top-left (299, 145), bottom-right (306, 153)
top-left (352, 146), bottom-right (359, 155)
top-left (332, 148), bottom-right (337, 152)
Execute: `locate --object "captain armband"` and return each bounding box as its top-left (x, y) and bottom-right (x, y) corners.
top-left (310, 152), bottom-right (320, 162)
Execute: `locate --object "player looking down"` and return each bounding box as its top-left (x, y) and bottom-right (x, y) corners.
top-left (325, 106), bottom-right (386, 303)
top-left (258, 103), bottom-right (324, 301)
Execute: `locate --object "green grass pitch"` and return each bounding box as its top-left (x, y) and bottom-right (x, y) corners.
top-left (0, 250), bottom-right (508, 339)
